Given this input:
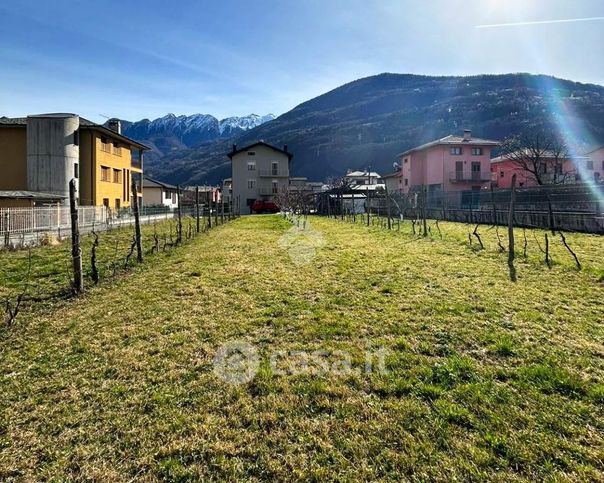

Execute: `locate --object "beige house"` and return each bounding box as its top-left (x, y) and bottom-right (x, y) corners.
top-left (228, 141), bottom-right (293, 214)
top-left (142, 177), bottom-right (179, 209)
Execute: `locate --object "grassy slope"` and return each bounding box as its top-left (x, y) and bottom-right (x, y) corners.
top-left (0, 216), bottom-right (603, 481)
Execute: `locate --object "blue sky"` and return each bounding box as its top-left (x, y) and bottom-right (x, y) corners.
top-left (1, 0), bottom-right (603, 123)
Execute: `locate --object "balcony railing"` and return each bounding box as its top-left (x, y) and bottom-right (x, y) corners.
top-left (131, 159), bottom-right (142, 169)
top-left (258, 169), bottom-right (289, 177)
top-left (449, 171), bottom-right (491, 183)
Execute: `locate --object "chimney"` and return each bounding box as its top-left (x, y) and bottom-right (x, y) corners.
top-left (283, 144), bottom-right (288, 153)
top-left (463, 129), bottom-right (471, 141)
top-left (108, 118), bottom-right (121, 134)
top-left (232, 143), bottom-right (237, 152)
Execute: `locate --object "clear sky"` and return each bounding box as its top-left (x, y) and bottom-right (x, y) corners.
top-left (1, 0), bottom-right (603, 123)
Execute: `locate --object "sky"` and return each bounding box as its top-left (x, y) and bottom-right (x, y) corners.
top-left (0, 0), bottom-right (603, 124)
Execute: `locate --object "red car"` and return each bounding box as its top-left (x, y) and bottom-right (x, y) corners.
top-left (251, 200), bottom-right (280, 214)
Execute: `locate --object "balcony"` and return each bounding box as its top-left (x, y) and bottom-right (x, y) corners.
top-left (258, 169), bottom-right (289, 177)
top-left (131, 159), bottom-right (143, 170)
top-left (449, 171), bottom-right (491, 183)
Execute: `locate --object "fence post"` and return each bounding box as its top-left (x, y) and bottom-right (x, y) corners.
top-left (195, 186), bottom-right (200, 233)
top-left (422, 186), bottom-right (428, 237)
top-left (508, 174), bottom-right (517, 282)
top-left (69, 179), bottom-right (83, 293)
top-left (176, 185), bottom-right (183, 244)
top-left (131, 178), bottom-right (143, 263)
top-left (386, 186), bottom-right (392, 230)
top-left (214, 192), bottom-right (218, 226)
top-left (208, 195), bottom-right (212, 229)
top-left (366, 188), bottom-right (370, 226)
top-left (221, 195), bottom-right (225, 224)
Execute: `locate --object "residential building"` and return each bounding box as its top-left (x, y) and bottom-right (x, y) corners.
top-left (222, 178), bottom-right (232, 205)
top-left (228, 141), bottom-right (293, 214)
top-left (142, 177), bottom-right (179, 209)
top-left (381, 169), bottom-right (403, 193)
top-left (0, 114), bottom-right (148, 209)
top-left (398, 129), bottom-right (499, 203)
top-left (490, 151), bottom-right (596, 189)
top-left (585, 146), bottom-right (604, 184)
top-left (344, 170), bottom-right (385, 191)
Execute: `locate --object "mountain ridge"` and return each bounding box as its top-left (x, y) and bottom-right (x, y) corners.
top-left (138, 73), bottom-right (604, 185)
top-left (116, 113), bottom-right (275, 162)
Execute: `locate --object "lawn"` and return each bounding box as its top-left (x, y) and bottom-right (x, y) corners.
top-left (0, 215), bottom-right (603, 480)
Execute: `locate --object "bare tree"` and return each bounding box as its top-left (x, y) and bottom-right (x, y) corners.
top-left (500, 129), bottom-right (571, 186)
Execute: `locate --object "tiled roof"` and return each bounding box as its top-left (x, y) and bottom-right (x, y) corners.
top-left (398, 134), bottom-right (500, 157)
top-left (143, 177), bottom-right (177, 190)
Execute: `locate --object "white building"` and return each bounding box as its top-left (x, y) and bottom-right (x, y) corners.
top-left (142, 177), bottom-right (179, 209)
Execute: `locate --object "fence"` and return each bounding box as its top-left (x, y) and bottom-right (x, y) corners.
top-left (317, 184), bottom-right (604, 234)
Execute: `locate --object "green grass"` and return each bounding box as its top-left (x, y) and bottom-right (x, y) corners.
top-left (0, 215), bottom-right (602, 480)
top-left (0, 217), bottom-right (198, 301)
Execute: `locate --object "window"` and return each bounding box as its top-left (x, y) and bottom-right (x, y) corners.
top-left (404, 158), bottom-right (408, 163)
top-left (271, 161), bottom-right (279, 175)
top-left (102, 198), bottom-right (110, 208)
top-left (74, 163), bottom-right (79, 179)
top-left (247, 151), bottom-right (255, 156)
top-left (471, 147), bottom-right (483, 155)
top-left (500, 171), bottom-right (504, 178)
top-left (101, 166), bottom-right (110, 182)
top-left (247, 161), bottom-right (256, 171)
top-left (115, 199), bottom-right (121, 209)
top-left (471, 162), bottom-right (481, 180)
top-left (101, 137), bottom-right (110, 152)
top-left (247, 179), bottom-right (256, 189)
top-left (113, 169), bottom-right (121, 183)
top-left (112, 142), bottom-right (121, 156)
top-left (538, 163), bottom-right (547, 174)
top-left (450, 147), bottom-right (462, 155)
top-left (404, 178), bottom-right (408, 186)
top-left (74, 129), bottom-right (80, 146)
top-left (272, 179), bottom-right (279, 194)
top-left (165, 190), bottom-right (171, 199)
top-left (586, 160), bottom-right (594, 170)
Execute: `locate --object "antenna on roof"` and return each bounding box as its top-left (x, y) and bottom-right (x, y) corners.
top-left (98, 114), bottom-right (110, 119)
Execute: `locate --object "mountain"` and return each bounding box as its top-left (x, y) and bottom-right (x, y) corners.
top-left (140, 73), bottom-right (604, 185)
top-left (117, 113), bottom-right (275, 162)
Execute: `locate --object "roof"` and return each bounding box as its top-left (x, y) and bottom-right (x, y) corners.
top-left (227, 141), bottom-right (293, 160)
top-left (0, 115), bottom-right (149, 151)
top-left (585, 144), bottom-right (604, 155)
top-left (398, 134), bottom-right (500, 157)
top-left (0, 190), bottom-right (66, 200)
top-left (380, 171), bottom-right (402, 178)
top-left (345, 171), bottom-right (382, 178)
top-left (143, 177), bottom-right (177, 190)
top-left (490, 150), bottom-right (578, 164)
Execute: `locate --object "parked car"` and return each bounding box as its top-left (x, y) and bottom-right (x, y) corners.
top-left (252, 200), bottom-right (280, 214)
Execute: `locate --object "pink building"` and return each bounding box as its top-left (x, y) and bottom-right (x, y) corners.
top-left (585, 146), bottom-right (604, 184)
top-left (491, 150), bottom-right (602, 189)
top-left (397, 130), bottom-right (499, 198)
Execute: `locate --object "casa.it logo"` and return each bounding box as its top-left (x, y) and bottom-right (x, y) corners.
top-left (213, 341), bottom-right (260, 385)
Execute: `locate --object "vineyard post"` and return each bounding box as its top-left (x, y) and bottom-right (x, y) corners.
top-left (69, 179), bottom-right (83, 293)
top-left (131, 178), bottom-right (143, 263)
top-left (195, 186), bottom-right (200, 233)
top-left (507, 174), bottom-right (517, 282)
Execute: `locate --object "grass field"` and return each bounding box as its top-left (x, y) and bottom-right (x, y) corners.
top-left (0, 215), bottom-right (603, 480)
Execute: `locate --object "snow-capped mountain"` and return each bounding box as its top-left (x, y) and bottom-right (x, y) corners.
top-left (116, 112), bottom-right (275, 161)
top-left (219, 114), bottom-right (276, 136)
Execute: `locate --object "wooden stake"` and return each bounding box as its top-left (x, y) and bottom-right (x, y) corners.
top-left (507, 174), bottom-right (517, 282)
top-left (69, 179), bottom-right (83, 293)
top-left (131, 178), bottom-right (143, 263)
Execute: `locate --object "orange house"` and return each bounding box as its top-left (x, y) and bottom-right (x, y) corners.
top-left (0, 114), bottom-right (148, 208)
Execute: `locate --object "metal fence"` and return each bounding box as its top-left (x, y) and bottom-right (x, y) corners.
top-left (317, 184), bottom-right (604, 234)
top-left (0, 206), bottom-right (108, 236)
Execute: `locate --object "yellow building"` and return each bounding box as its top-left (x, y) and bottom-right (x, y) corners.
top-left (0, 114), bottom-right (148, 209)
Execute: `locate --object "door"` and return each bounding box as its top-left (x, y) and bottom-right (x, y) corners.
top-left (455, 161), bottom-right (463, 181)
top-left (471, 162), bottom-right (481, 181)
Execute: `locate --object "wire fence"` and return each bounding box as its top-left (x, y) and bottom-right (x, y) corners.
top-left (316, 184), bottom-right (604, 234)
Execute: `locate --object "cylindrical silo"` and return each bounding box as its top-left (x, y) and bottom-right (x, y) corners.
top-left (27, 113), bottom-right (80, 204)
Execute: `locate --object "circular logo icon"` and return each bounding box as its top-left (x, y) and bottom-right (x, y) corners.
top-left (213, 341), bottom-right (260, 385)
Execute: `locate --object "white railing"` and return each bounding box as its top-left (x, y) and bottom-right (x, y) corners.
top-left (0, 206), bottom-right (108, 235)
